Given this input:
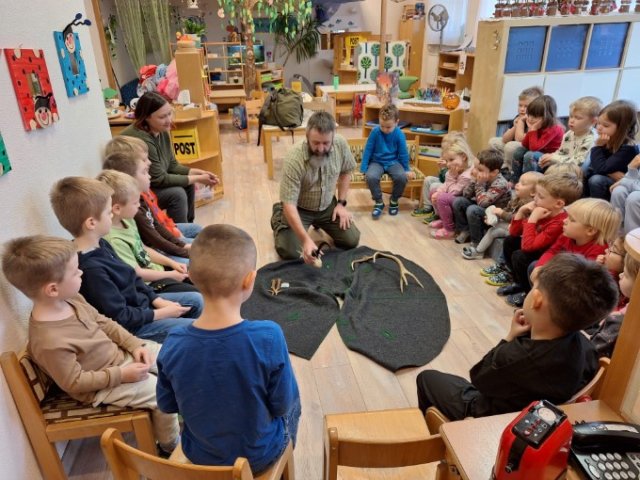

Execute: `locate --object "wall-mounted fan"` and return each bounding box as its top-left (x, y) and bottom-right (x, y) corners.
top-left (428, 4), bottom-right (449, 51)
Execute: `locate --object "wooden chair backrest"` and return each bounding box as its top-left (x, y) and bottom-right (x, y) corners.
top-left (303, 97), bottom-right (336, 117)
top-left (101, 428), bottom-right (255, 480)
top-left (0, 350), bottom-right (48, 428)
top-left (326, 426), bottom-right (446, 472)
top-left (243, 98), bottom-right (263, 117)
top-left (567, 356), bottom-right (611, 403)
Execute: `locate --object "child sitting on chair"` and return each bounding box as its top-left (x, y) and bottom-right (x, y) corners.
top-left (416, 253), bottom-right (618, 420)
top-left (157, 225), bottom-right (300, 474)
top-left (1, 236), bottom-right (179, 455)
top-left (361, 103), bottom-right (415, 218)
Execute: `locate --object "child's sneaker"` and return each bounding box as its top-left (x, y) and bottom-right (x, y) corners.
top-left (485, 271), bottom-right (513, 287)
top-left (412, 206), bottom-right (434, 217)
top-left (372, 202), bottom-right (384, 219)
top-left (431, 228), bottom-right (455, 239)
top-left (429, 219), bottom-right (444, 229)
top-left (422, 211), bottom-right (439, 224)
top-left (461, 246), bottom-right (484, 260)
top-left (389, 200), bottom-right (399, 216)
top-left (506, 292), bottom-right (527, 308)
top-left (480, 263), bottom-right (506, 277)
top-left (454, 231), bottom-right (470, 244)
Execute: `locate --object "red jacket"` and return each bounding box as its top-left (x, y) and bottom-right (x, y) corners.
top-left (522, 124), bottom-right (564, 153)
top-left (140, 190), bottom-right (181, 238)
top-left (509, 211), bottom-right (567, 252)
top-left (536, 235), bottom-right (607, 268)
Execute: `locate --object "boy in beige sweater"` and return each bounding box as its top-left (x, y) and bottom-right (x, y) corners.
top-left (1, 235), bottom-right (178, 453)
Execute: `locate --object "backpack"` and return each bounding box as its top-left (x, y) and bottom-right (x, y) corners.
top-left (257, 88), bottom-right (304, 146)
top-left (232, 105), bottom-right (247, 130)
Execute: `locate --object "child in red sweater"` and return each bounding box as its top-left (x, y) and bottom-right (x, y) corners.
top-left (511, 95), bottom-right (565, 182)
top-left (490, 173), bottom-right (583, 308)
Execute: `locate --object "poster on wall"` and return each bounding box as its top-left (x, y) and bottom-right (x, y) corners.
top-left (4, 48), bottom-right (59, 131)
top-left (0, 132), bottom-right (11, 177)
top-left (54, 13), bottom-right (91, 97)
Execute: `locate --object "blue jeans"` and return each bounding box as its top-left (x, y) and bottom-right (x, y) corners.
top-left (364, 162), bottom-right (408, 202)
top-left (585, 174), bottom-right (614, 200)
top-left (135, 291), bottom-right (203, 343)
top-left (512, 147), bottom-right (543, 181)
top-left (452, 197), bottom-right (487, 244)
top-left (177, 223), bottom-right (203, 240)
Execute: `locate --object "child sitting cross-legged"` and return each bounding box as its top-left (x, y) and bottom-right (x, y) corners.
top-left (426, 136), bottom-right (474, 239)
top-left (488, 173), bottom-right (583, 308)
top-left (1, 236), bottom-right (179, 454)
top-left (157, 225), bottom-right (301, 474)
top-left (50, 177), bottom-right (202, 343)
top-left (97, 169), bottom-right (198, 288)
top-left (461, 171), bottom-right (542, 260)
top-left (105, 136), bottom-right (202, 245)
top-left (361, 103), bottom-right (415, 218)
top-left (451, 149), bottom-right (511, 245)
top-left (416, 253), bottom-right (619, 420)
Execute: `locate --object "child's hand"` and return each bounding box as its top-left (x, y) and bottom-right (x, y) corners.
top-left (476, 170), bottom-right (490, 183)
top-left (132, 347), bottom-right (153, 366)
top-left (516, 201), bottom-right (535, 219)
top-left (527, 118), bottom-right (542, 131)
top-left (437, 159), bottom-right (447, 168)
top-left (629, 154), bottom-right (640, 170)
top-left (405, 170), bottom-right (416, 180)
top-left (155, 302), bottom-right (191, 320)
top-left (431, 191), bottom-right (440, 203)
top-left (538, 154), bottom-right (552, 169)
top-left (168, 270), bottom-right (189, 282)
top-left (120, 363), bottom-right (150, 383)
top-left (183, 243), bottom-right (192, 250)
top-left (609, 180), bottom-right (622, 192)
top-left (171, 261), bottom-right (188, 274)
top-left (596, 254), bottom-right (605, 265)
top-left (515, 114), bottom-right (526, 128)
top-left (595, 133), bottom-right (610, 147)
top-left (493, 207), bottom-right (504, 217)
top-left (608, 171), bottom-right (624, 182)
top-left (529, 206), bottom-right (551, 223)
top-left (506, 309), bottom-right (530, 341)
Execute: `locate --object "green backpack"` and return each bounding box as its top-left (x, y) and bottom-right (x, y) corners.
top-left (257, 88), bottom-right (303, 145)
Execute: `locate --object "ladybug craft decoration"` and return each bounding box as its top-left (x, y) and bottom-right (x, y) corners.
top-left (54, 12), bottom-right (91, 97)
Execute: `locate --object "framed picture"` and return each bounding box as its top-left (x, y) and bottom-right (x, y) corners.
top-left (4, 48), bottom-right (59, 131)
top-left (54, 13), bottom-right (91, 97)
top-left (0, 132), bottom-right (11, 177)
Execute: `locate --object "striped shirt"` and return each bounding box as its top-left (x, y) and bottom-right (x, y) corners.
top-left (280, 134), bottom-right (356, 211)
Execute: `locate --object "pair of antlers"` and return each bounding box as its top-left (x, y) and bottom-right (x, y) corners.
top-left (351, 252), bottom-right (424, 293)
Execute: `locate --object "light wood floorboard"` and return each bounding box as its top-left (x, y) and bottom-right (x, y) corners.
top-left (62, 122), bottom-right (514, 479)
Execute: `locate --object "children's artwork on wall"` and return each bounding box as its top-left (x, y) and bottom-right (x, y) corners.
top-left (356, 41), bottom-right (407, 84)
top-left (54, 13), bottom-right (91, 97)
top-left (376, 71), bottom-right (399, 105)
top-left (0, 132), bottom-right (11, 177)
top-left (4, 48), bottom-right (59, 131)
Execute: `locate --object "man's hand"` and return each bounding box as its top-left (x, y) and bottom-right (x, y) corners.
top-left (505, 309), bottom-right (530, 341)
top-left (529, 206), bottom-right (551, 223)
top-left (301, 237), bottom-right (319, 265)
top-left (332, 203), bottom-right (352, 230)
top-left (132, 347), bottom-right (153, 365)
top-left (120, 363), bottom-right (150, 383)
top-left (405, 170), bottom-right (416, 180)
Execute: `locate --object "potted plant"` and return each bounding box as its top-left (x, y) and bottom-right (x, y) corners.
top-left (182, 17), bottom-right (206, 47)
top-left (272, 14), bottom-right (320, 67)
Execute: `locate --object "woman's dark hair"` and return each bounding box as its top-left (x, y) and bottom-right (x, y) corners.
top-left (526, 95), bottom-right (558, 130)
top-left (134, 92), bottom-right (169, 131)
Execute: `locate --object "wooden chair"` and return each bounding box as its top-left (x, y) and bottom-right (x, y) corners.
top-left (324, 408), bottom-right (448, 480)
top-left (334, 91), bottom-right (355, 125)
top-left (567, 356), bottom-right (611, 403)
top-left (0, 350), bottom-right (156, 480)
top-left (101, 428), bottom-right (295, 480)
top-left (346, 136), bottom-right (425, 201)
top-left (243, 97), bottom-right (264, 143)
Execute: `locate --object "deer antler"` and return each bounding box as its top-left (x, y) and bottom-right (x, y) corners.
top-left (351, 252), bottom-right (424, 293)
top-left (269, 278), bottom-right (282, 296)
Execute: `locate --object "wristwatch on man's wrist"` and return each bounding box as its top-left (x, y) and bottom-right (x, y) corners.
top-left (337, 199), bottom-right (347, 207)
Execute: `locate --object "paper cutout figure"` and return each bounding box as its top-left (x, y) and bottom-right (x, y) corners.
top-left (54, 12), bottom-right (91, 97)
top-left (0, 132), bottom-right (11, 177)
top-left (4, 48), bottom-right (60, 131)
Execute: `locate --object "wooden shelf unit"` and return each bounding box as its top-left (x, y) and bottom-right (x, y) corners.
top-left (203, 41), bottom-right (245, 92)
top-left (256, 66), bottom-right (285, 92)
top-left (362, 103), bottom-right (464, 176)
top-left (436, 51), bottom-right (475, 93)
top-left (398, 6), bottom-right (426, 79)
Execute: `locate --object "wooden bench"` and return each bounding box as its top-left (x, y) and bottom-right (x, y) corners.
top-left (0, 350), bottom-right (156, 480)
top-left (347, 136), bottom-right (425, 201)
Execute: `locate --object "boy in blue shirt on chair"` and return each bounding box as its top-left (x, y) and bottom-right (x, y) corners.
top-left (156, 224), bottom-right (300, 474)
top-left (361, 103), bottom-right (415, 218)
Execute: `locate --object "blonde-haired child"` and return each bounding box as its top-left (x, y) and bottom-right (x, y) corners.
top-left (413, 131), bottom-right (467, 219)
top-left (532, 198), bottom-right (621, 278)
top-left (545, 162), bottom-right (583, 179)
top-left (462, 171), bottom-right (542, 260)
top-left (538, 96), bottom-right (601, 170)
top-left (585, 99), bottom-right (639, 200)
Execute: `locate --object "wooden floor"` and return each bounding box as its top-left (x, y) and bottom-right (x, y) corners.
top-left (62, 122), bottom-right (514, 479)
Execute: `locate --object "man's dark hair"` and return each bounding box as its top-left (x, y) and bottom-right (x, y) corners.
top-left (536, 253), bottom-right (618, 332)
top-left (306, 111), bottom-right (336, 135)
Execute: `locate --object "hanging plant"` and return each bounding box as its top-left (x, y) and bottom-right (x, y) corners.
top-left (104, 14), bottom-right (118, 59)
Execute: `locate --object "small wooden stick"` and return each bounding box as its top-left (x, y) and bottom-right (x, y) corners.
top-left (351, 252), bottom-right (424, 293)
top-left (269, 278), bottom-right (282, 296)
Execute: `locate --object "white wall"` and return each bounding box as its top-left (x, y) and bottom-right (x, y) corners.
top-left (0, 1), bottom-right (111, 477)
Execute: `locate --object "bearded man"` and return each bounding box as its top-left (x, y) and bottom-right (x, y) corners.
top-left (271, 111), bottom-right (360, 263)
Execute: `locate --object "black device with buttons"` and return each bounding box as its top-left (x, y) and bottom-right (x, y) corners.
top-left (570, 421), bottom-right (640, 480)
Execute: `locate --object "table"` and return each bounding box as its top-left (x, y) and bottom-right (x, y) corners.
top-left (209, 88), bottom-right (246, 107)
top-left (108, 114), bottom-right (133, 137)
top-left (440, 400), bottom-right (623, 480)
top-left (315, 83), bottom-right (377, 97)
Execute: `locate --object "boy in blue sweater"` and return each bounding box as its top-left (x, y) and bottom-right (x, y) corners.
top-left (157, 224), bottom-right (300, 474)
top-left (50, 177), bottom-right (202, 343)
top-left (361, 103), bottom-right (415, 218)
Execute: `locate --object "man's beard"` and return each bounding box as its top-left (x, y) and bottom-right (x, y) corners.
top-left (305, 145), bottom-right (331, 184)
